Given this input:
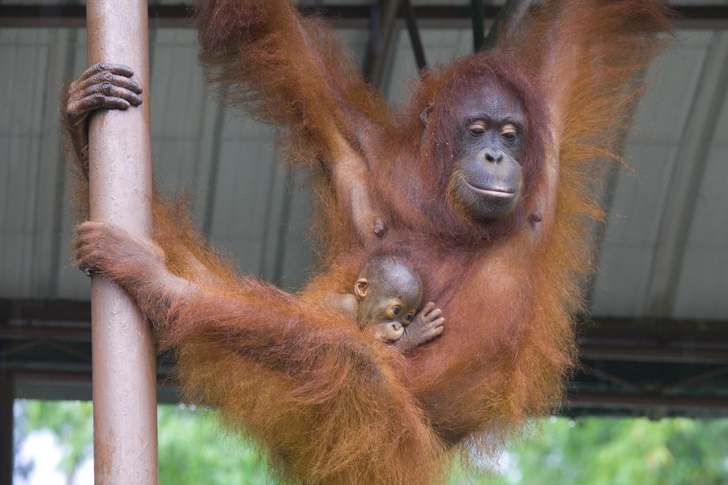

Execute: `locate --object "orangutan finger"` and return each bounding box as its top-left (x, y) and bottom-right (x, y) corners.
top-left (77, 62), bottom-right (134, 83)
top-left (75, 71), bottom-right (143, 97)
top-left (429, 317), bottom-right (445, 329)
top-left (426, 307), bottom-right (442, 320)
top-left (77, 82), bottom-right (142, 106)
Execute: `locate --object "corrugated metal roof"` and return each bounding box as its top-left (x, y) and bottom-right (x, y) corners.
top-left (591, 29), bottom-right (728, 319)
top-left (1, 2), bottom-right (727, 326)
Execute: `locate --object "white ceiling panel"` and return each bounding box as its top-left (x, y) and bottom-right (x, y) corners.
top-left (675, 247), bottom-right (728, 318)
top-left (674, 144), bottom-right (728, 319)
top-left (630, 31), bottom-right (711, 144)
top-left (0, 28), bottom-right (74, 299)
top-left (590, 144), bottom-right (680, 317)
top-left (590, 242), bottom-right (656, 318)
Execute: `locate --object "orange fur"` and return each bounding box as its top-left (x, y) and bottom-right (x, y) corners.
top-left (67, 0), bottom-right (672, 483)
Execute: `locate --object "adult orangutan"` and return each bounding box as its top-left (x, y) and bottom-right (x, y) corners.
top-left (67, 0), bottom-right (672, 483)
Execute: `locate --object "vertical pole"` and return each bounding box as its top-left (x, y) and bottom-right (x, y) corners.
top-left (363, 0), bottom-right (399, 88)
top-left (472, 0), bottom-right (484, 52)
top-left (399, 0), bottom-right (427, 70)
top-left (86, 1), bottom-right (158, 484)
top-left (0, 377), bottom-right (12, 485)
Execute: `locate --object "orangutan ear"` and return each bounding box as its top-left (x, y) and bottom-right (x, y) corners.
top-left (354, 278), bottom-right (369, 299)
top-left (420, 103), bottom-right (433, 127)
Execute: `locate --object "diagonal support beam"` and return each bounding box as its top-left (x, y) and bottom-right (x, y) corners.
top-left (399, 0), bottom-right (427, 69)
top-left (661, 365), bottom-right (728, 393)
top-left (480, 0), bottom-right (536, 51)
top-left (473, 0), bottom-right (536, 52)
top-left (363, 0), bottom-right (400, 88)
top-left (581, 363), bottom-right (642, 391)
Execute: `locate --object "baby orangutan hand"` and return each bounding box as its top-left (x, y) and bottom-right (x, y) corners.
top-left (392, 302), bottom-right (444, 352)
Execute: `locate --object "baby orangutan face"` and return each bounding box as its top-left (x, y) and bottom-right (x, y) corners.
top-left (353, 258), bottom-right (424, 343)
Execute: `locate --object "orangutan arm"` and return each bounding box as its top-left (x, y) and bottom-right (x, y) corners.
top-left (73, 219), bottom-right (441, 484)
top-left (196, 0), bottom-right (391, 162)
top-left (501, 0), bottom-right (673, 245)
top-left (62, 58), bottom-right (379, 248)
top-left (74, 219), bottom-right (378, 375)
top-left (196, 0), bottom-right (392, 244)
top-left (514, 0), bottom-right (671, 148)
top-left (62, 65), bottom-right (246, 286)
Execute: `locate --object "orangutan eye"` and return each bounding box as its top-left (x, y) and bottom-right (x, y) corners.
top-left (403, 313), bottom-right (414, 323)
top-left (391, 306), bottom-right (400, 316)
top-left (468, 122), bottom-right (486, 136)
top-left (501, 125), bottom-right (517, 140)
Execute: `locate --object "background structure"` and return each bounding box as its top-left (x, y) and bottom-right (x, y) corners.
top-left (1, 0), bottom-right (727, 436)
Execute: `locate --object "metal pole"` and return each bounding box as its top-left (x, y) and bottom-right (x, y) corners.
top-left (0, 377), bottom-right (12, 485)
top-left (472, 0), bottom-right (484, 52)
top-left (85, 1), bottom-right (158, 484)
top-left (364, 0), bottom-right (399, 88)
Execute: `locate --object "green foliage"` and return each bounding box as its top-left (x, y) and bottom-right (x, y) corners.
top-left (157, 404), bottom-right (275, 484)
top-left (506, 417), bottom-right (728, 485)
top-left (16, 400), bottom-right (728, 485)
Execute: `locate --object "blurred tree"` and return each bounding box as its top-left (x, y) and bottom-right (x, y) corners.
top-left (508, 417), bottom-right (728, 485)
top-left (13, 401), bottom-right (33, 481)
top-left (16, 400), bottom-right (728, 485)
top-left (157, 404), bottom-right (274, 484)
top-left (24, 400), bottom-right (93, 485)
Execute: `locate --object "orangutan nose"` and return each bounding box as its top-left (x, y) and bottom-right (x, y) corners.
top-left (484, 148), bottom-right (504, 163)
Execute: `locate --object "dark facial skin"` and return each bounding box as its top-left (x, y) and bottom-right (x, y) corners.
top-left (448, 79), bottom-right (526, 222)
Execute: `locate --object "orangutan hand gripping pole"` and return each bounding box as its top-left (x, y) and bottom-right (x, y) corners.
top-left (68, 0), bottom-right (672, 483)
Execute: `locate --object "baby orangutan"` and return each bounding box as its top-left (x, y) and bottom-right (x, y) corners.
top-left (330, 255), bottom-right (444, 352)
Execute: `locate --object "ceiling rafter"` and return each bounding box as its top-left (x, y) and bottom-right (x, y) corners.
top-left (1, 5), bottom-right (727, 30)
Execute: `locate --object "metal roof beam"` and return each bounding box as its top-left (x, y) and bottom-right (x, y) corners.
top-left (580, 344), bottom-right (728, 365)
top-left (9, 368), bottom-right (728, 413)
top-left (6, 301), bottom-right (728, 364)
top-left (566, 391), bottom-right (728, 413)
top-left (5, 299), bottom-right (728, 332)
top-left (2, 5), bottom-right (727, 30)
top-left (0, 299), bottom-right (91, 322)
